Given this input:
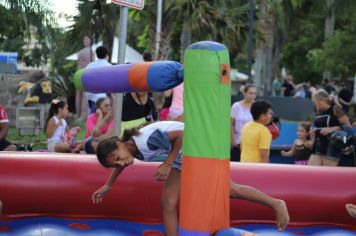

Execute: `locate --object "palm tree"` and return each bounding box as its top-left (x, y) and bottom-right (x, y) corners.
top-left (254, 0), bottom-right (303, 93)
top-left (1, 0), bottom-right (57, 68)
top-left (173, 0), bottom-right (251, 62)
top-left (1, 0), bottom-right (56, 39)
top-left (67, 0), bottom-right (120, 62)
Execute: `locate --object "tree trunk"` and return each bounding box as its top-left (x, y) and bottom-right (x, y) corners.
top-left (180, 6), bottom-right (191, 62)
top-left (323, 5), bottom-right (335, 80)
top-left (264, 12), bottom-right (274, 95)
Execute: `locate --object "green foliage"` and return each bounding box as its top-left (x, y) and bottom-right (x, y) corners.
top-left (279, 0), bottom-right (356, 83)
top-left (0, 5), bottom-right (26, 57)
top-left (279, 1), bottom-right (325, 83)
top-left (308, 29), bottom-right (356, 78)
top-left (0, 1), bottom-right (57, 68)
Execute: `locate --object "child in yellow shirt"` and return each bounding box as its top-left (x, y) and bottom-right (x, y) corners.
top-left (240, 100), bottom-right (273, 163)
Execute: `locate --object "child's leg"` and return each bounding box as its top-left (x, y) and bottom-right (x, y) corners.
top-left (54, 143), bottom-right (71, 153)
top-left (229, 181), bottom-right (289, 231)
top-left (346, 204), bottom-right (356, 219)
top-left (161, 169), bottom-right (180, 236)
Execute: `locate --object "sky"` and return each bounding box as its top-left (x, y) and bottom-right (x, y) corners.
top-left (51, 0), bottom-right (78, 28)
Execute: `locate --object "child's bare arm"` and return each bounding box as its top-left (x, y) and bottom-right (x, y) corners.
top-left (105, 167), bottom-right (124, 188)
top-left (155, 130), bottom-right (183, 181)
top-left (92, 167), bottom-right (124, 204)
top-left (260, 149), bottom-right (270, 163)
top-left (281, 142), bottom-right (296, 157)
top-left (93, 112), bottom-right (114, 137)
top-left (305, 131), bottom-right (315, 149)
top-left (45, 118), bottom-right (61, 138)
top-left (166, 130), bottom-right (183, 166)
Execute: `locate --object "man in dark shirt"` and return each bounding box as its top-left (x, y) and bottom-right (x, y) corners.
top-left (322, 79), bottom-right (336, 95)
top-left (282, 75), bottom-right (296, 97)
top-left (338, 86), bottom-right (353, 113)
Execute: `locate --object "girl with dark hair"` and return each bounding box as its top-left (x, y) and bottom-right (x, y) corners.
top-left (92, 121), bottom-right (289, 235)
top-left (83, 92), bottom-right (157, 154)
top-left (45, 99), bottom-right (80, 153)
top-left (281, 122), bottom-right (314, 165)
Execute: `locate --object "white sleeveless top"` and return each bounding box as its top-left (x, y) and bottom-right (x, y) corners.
top-left (132, 121), bottom-right (184, 162)
top-left (48, 116), bottom-right (67, 143)
top-left (231, 102), bottom-right (253, 145)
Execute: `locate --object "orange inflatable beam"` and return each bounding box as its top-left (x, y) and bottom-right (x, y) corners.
top-left (0, 153), bottom-right (355, 229)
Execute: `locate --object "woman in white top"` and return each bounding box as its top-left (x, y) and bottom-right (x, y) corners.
top-left (231, 84), bottom-right (257, 161)
top-left (45, 99), bottom-right (73, 152)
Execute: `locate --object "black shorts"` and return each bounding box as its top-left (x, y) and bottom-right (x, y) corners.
top-left (230, 145), bottom-right (241, 162)
top-left (313, 135), bottom-right (343, 160)
top-left (0, 139), bottom-right (12, 151)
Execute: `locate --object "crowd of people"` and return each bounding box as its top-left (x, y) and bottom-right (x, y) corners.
top-left (271, 74), bottom-right (353, 114)
top-left (0, 39), bottom-right (355, 234)
top-left (233, 78), bottom-right (355, 167)
top-left (0, 44), bottom-right (354, 168)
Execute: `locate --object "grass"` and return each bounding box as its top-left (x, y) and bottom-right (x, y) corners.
top-left (7, 120), bottom-right (86, 151)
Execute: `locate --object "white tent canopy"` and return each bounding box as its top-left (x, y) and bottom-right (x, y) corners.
top-left (66, 37), bottom-right (143, 64)
top-left (230, 69), bottom-right (249, 81)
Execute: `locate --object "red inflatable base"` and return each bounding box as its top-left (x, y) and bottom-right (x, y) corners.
top-left (0, 152), bottom-right (355, 230)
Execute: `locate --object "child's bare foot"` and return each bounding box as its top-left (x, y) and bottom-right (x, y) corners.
top-left (242, 233), bottom-right (257, 236)
top-left (346, 204), bottom-right (356, 219)
top-left (273, 200), bottom-right (290, 231)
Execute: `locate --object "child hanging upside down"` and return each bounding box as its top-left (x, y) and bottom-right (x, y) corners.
top-left (91, 121), bottom-right (290, 236)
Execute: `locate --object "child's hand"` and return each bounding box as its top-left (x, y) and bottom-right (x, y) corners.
top-left (104, 110), bottom-right (114, 122)
top-left (155, 162), bottom-right (171, 181)
top-left (281, 151), bottom-right (287, 156)
top-left (92, 185), bottom-right (110, 204)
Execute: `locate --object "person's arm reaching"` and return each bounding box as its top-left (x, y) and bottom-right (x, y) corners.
top-left (92, 166), bottom-right (124, 204)
top-left (281, 142), bottom-right (296, 157)
top-left (155, 130), bottom-right (183, 181)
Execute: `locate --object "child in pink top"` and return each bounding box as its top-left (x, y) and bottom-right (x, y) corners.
top-left (168, 83), bottom-right (184, 121)
top-left (85, 97), bottom-right (114, 138)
